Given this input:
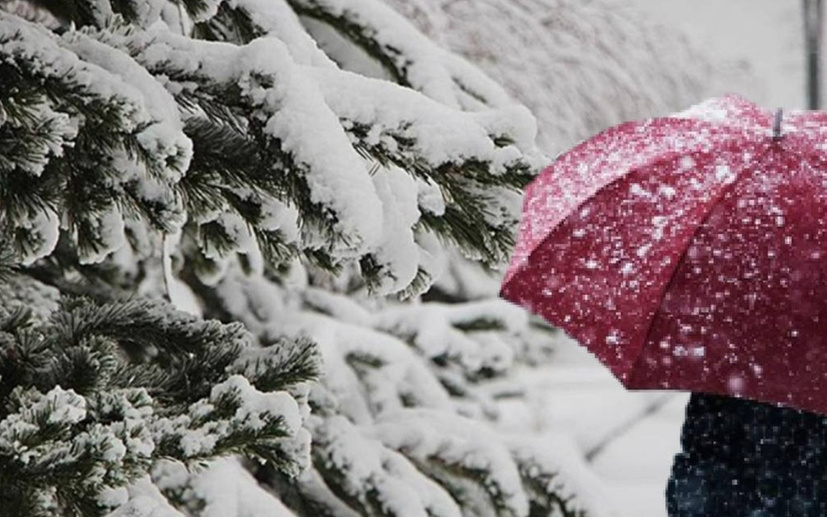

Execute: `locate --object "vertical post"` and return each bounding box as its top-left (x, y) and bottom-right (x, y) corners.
top-left (773, 108), bottom-right (784, 139)
top-left (804, 0), bottom-right (824, 109)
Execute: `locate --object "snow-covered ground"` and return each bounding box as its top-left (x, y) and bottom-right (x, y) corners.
top-left (499, 334), bottom-right (688, 517)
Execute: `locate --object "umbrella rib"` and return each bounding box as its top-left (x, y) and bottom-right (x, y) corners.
top-left (513, 118), bottom-right (722, 285)
top-left (506, 137), bottom-right (749, 384)
top-left (625, 141), bottom-right (776, 387)
top-left (516, 134), bottom-right (720, 284)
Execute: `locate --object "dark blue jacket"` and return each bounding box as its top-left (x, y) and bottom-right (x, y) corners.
top-left (667, 392), bottom-right (827, 516)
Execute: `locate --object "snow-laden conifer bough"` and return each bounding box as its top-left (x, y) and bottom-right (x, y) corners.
top-left (0, 1), bottom-right (614, 516)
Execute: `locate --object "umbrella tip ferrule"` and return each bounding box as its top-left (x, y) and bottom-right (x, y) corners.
top-left (773, 108), bottom-right (784, 140)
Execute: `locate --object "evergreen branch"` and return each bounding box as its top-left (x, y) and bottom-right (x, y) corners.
top-left (508, 441), bottom-right (593, 517)
top-left (152, 375), bottom-right (308, 475)
top-left (0, 385), bottom-right (153, 516)
top-left (286, 0), bottom-right (515, 108)
top-left (192, 1), bottom-right (261, 43)
top-left (230, 335), bottom-right (323, 392)
top-left (19, 0), bottom-right (102, 27)
top-left (0, 17), bottom-right (188, 264)
top-left (288, 0), bottom-right (411, 86)
top-left (0, 237), bottom-right (20, 282)
top-left (48, 297), bottom-right (249, 367)
top-left (177, 0), bottom-right (220, 22)
top-left (148, 63), bottom-right (351, 273)
top-left (0, 292), bottom-right (317, 512)
top-left (21, 235), bottom-right (138, 302)
top-left (254, 228), bottom-right (301, 271)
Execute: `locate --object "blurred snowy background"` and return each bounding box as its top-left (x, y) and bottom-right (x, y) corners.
top-left (416, 1), bottom-right (811, 516)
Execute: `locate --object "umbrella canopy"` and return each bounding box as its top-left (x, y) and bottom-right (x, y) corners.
top-left (499, 94), bottom-right (827, 415)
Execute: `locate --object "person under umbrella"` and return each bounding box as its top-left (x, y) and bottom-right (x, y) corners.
top-left (499, 94), bottom-right (827, 516)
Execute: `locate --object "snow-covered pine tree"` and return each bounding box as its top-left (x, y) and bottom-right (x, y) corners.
top-left (0, 1), bottom-right (611, 516)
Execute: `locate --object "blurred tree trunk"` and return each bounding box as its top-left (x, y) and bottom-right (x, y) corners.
top-left (804, 0), bottom-right (823, 108)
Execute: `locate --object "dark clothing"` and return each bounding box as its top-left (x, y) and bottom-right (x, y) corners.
top-left (667, 392), bottom-right (827, 516)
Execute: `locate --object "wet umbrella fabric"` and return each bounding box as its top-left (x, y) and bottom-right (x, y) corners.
top-left (499, 94), bottom-right (827, 416)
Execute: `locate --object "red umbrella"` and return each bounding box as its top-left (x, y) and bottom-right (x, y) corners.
top-left (499, 94), bottom-right (827, 415)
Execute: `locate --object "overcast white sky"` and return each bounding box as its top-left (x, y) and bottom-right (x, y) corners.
top-left (616, 0), bottom-right (807, 109)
